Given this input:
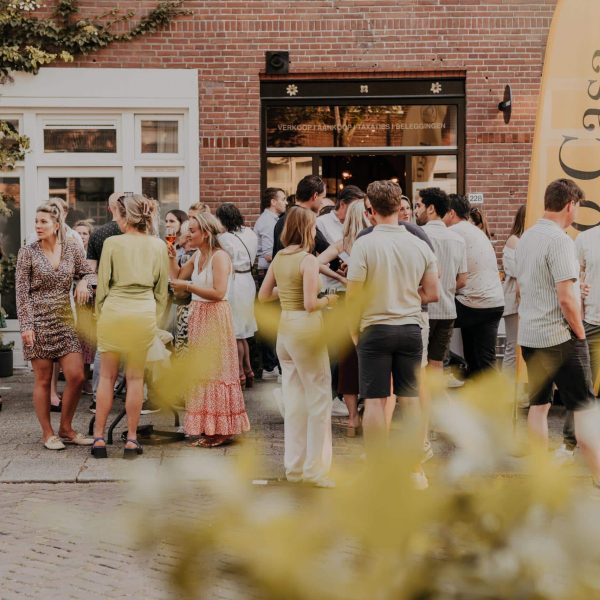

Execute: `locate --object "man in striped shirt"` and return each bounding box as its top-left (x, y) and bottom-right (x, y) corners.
top-left (516, 178), bottom-right (600, 486)
top-left (414, 187), bottom-right (468, 372)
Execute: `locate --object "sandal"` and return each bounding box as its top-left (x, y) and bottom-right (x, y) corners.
top-left (91, 437), bottom-right (107, 459)
top-left (193, 435), bottom-right (233, 448)
top-left (44, 435), bottom-right (66, 451)
top-left (244, 370), bottom-right (255, 389)
top-left (123, 438), bottom-right (143, 459)
top-left (239, 374), bottom-right (246, 390)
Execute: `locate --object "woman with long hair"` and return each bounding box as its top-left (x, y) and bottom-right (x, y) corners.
top-left (470, 206), bottom-right (493, 240)
top-left (73, 219), bottom-right (95, 394)
top-left (259, 206), bottom-right (338, 487)
top-left (165, 209), bottom-right (189, 261)
top-left (317, 200), bottom-right (369, 434)
top-left (169, 212), bottom-right (250, 447)
top-left (16, 202), bottom-right (94, 450)
top-left (216, 202), bottom-right (259, 388)
top-left (502, 204), bottom-right (526, 372)
top-left (92, 194), bottom-right (169, 459)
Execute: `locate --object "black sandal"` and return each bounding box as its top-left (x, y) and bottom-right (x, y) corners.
top-left (91, 437), bottom-right (108, 459)
top-left (123, 438), bottom-right (143, 459)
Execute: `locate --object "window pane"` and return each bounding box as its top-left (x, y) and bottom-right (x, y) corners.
top-left (44, 128), bottom-right (117, 153)
top-left (0, 177), bottom-right (21, 318)
top-left (266, 156), bottom-right (312, 197)
top-left (0, 119), bottom-right (19, 134)
top-left (49, 177), bottom-right (115, 226)
top-left (266, 105), bottom-right (457, 149)
top-left (141, 121), bottom-right (178, 153)
top-left (142, 177), bottom-right (179, 233)
top-left (411, 155), bottom-right (457, 200)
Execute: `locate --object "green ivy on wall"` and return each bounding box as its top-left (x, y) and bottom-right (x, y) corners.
top-left (0, 0), bottom-right (190, 83)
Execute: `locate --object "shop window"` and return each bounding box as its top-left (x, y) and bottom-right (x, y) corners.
top-left (266, 105), bottom-right (457, 149)
top-left (411, 155), bottom-right (457, 200)
top-left (266, 157), bottom-right (312, 196)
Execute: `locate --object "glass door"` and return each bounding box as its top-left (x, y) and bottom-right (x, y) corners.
top-left (37, 167), bottom-right (123, 232)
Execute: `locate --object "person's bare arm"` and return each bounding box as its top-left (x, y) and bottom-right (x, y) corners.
top-left (456, 271), bottom-right (467, 290)
top-left (301, 254), bottom-right (337, 313)
top-left (419, 269), bottom-right (439, 304)
top-left (258, 265), bottom-right (279, 302)
top-left (171, 251), bottom-right (230, 301)
top-left (556, 279), bottom-right (585, 339)
top-left (346, 279), bottom-right (364, 345)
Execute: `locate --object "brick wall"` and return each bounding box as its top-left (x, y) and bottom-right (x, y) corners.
top-left (55, 0), bottom-right (556, 245)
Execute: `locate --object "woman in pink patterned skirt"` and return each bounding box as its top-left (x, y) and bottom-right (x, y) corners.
top-left (169, 212), bottom-right (250, 447)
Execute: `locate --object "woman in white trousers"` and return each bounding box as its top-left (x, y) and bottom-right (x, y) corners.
top-left (259, 207), bottom-right (338, 487)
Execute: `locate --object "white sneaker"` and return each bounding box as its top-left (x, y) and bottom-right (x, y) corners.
top-left (411, 471), bottom-right (429, 490)
top-left (446, 373), bottom-right (464, 388)
top-left (331, 397), bottom-right (349, 417)
top-left (554, 444), bottom-right (576, 465)
top-left (262, 368), bottom-right (279, 380)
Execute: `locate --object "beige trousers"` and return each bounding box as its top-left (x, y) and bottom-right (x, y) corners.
top-left (276, 310), bottom-right (332, 483)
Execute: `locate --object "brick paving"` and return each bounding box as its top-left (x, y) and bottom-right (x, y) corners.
top-left (0, 370), bottom-right (576, 599)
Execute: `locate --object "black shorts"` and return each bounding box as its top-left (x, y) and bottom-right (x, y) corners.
top-left (521, 338), bottom-right (596, 412)
top-left (357, 324), bottom-right (422, 399)
top-left (428, 318), bottom-right (455, 362)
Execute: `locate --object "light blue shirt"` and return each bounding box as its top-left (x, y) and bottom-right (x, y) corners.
top-left (254, 209), bottom-right (279, 270)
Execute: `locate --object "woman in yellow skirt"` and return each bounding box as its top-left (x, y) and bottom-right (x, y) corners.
top-left (91, 194), bottom-right (169, 459)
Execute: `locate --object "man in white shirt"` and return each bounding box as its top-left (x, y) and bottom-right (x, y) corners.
top-left (347, 180), bottom-right (438, 488)
top-left (516, 178), bottom-right (600, 487)
top-left (414, 188), bottom-right (467, 371)
top-left (558, 221), bottom-right (600, 459)
top-left (317, 185), bottom-right (365, 245)
top-left (443, 194), bottom-right (504, 377)
top-left (254, 187), bottom-right (286, 280)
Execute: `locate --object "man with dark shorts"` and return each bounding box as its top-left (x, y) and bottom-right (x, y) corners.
top-left (516, 178), bottom-right (600, 486)
top-left (347, 180), bottom-right (439, 489)
top-left (556, 220), bottom-right (600, 460)
top-left (414, 187), bottom-right (467, 371)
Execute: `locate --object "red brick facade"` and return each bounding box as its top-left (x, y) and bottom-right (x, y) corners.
top-left (64, 0), bottom-right (556, 244)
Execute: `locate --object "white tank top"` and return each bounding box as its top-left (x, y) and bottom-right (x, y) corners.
top-left (191, 250), bottom-right (232, 302)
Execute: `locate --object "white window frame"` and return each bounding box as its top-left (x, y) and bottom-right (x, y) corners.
top-left (135, 114), bottom-right (184, 161)
top-left (38, 114), bottom-right (121, 160)
top-left (135, 166), bottom-right (184, 206)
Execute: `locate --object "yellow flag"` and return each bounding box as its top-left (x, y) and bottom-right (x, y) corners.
top-left (526, 0), bottom-right (600, 235)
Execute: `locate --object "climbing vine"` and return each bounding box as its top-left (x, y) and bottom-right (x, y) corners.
top-left (0, 0), bottom-right (190, 83)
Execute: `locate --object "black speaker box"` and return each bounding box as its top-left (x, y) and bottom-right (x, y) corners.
top-left (265, 51), bottom-right (290, 75)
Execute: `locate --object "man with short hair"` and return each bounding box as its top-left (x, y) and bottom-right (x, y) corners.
top-left (87, 191), bottom-right (124, 272)
top-left (272, 175), bottom-right (329, 256)
top-left (443, 194), bottom-right (504, 377)
top-left (317, 185), bottom-right (365, 245)
top-left (253, 187), bottom-right (286, 380)
top-left (516, 178), bottom-right (600, 486)
top-left (254, 187), bottom-right (286, 280)
top-left (347, 180), bottom-right (439, 489)
top-left (414, 188), bottom-right (467, 371)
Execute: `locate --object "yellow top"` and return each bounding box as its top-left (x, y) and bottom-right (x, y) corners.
top-left (272, 250), bottom-right (308, 311)
top-left (96, 232), bottom-right (169, 320)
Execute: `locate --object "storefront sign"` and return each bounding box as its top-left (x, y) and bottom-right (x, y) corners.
top-left (527, 0), bottom-right (600, 234)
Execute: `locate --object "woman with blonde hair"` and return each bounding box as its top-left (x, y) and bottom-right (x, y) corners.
top-left (16, 202), bottom-right (95, 450)
top-left (92, 194), bottom-right (169, 459)
top-left (259, 206), bottom-right (338, 487)
top-left (169, 212), bottom-right (250, 447)
top-left (317, 200), bottom-right (369, 435)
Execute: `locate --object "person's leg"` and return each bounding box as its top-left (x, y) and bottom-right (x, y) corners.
top-left (562, 411), bottom-right (577, 450)
top-left (57, 352), bottom-right (85, 439)
top-left (31, 358), bottom-right (55, 441)
top-left (277, 316), bottom-right (308, 481)
top-left (522, 346), bottom-right (559, 448)
top-left (236, 339), bottom-right (245, 384)
top-left (50, 362), bottom-right (61, 407)
top-left (242, 338), bottom-right (253, 375)
top-left (92, 350), bottom-right (101, 395)
top-left (470, 308), bottom-right (503, 375)
top-left (502, 314), bottom-right (519, 373)
top-left (358, 325), bottom-right (394, 455)
top-left (93, 352), bottom-right (120, 445)
top-left (124, 364), bottom-right (145, 447)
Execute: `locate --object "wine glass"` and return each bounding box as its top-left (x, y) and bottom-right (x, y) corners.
top-left (165, 226), bottom-right (177, 247)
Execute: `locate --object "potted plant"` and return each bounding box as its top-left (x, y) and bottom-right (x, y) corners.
top-left (0, 306), bottom-right (14, 378)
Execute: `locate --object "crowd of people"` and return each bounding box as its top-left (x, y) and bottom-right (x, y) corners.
top-left (14, 174), bottom-right (600, 489)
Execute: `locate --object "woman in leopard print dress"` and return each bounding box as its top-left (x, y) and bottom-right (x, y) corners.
top-left (16, 203), bottom-right (95, 450)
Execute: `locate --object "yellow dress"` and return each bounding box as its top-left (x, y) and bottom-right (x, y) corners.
top-left (95, 233), bottom-right (169, 365)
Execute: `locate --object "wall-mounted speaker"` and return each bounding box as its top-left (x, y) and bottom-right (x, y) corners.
top-left (265, 51), bottom-right (290, 75)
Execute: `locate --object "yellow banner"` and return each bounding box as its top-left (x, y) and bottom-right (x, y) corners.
top-left (526, 0), bottom-right (600, 236)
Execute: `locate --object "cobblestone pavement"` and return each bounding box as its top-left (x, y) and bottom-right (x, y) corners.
top-left (0, 370), bottom-right (579, 599)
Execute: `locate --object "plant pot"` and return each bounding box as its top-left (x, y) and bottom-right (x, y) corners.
top-left (0, 348), bottom-right (13, 378)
